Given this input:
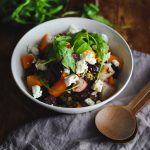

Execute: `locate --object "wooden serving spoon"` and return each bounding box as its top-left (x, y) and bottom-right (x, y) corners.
top-left (95, 81), bottom-right (150, 141)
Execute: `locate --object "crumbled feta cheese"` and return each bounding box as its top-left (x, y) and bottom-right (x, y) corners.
top-left (35, 60), bottom-right (47, 71)
top-left (67, 90), bottom-right (71, 94)
top-left (30, 46), bottom-right (39, 56)
top-left (64, 68), bottom-right (70, 75)
top-left (64, 74), bottom-right (79, 87)
top-left (96, 100), bottom-right (101, 104)
top-left (92, 80), bottom-right (103, 92)
top-left (32, 85), bottom-right (42, 98)
top-left (47, 34), bottom-right (54, 43)
top-left (85, 98), bottom-right (95, 106)
top-left (69, 24), bottom-right (80, 34)
top-left (105, 52), bottom-right (111, 62)
top-left (80, 53), bottom-right (97, 65)
top-left (91, 91), bottom-right (97, 96)
top-left (76, 60), bottom-right (88, 74)
top-left (102, 33), bottom-right (109, 43)
top-left (112, 59), bottom-right (120, 67)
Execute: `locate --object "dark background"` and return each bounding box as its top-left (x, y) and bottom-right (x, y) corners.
top-left (0, 0), bottom-right (150, 144)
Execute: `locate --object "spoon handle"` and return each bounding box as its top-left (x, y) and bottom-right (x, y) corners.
top-left (126, 81), bottom-right (150, 114)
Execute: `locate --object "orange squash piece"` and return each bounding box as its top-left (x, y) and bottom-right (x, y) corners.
top-left (38, 34), bottom-right (48, 52)
top-left (108, 77), bottom-right (116, 87)
top-left (21, 55), bottom-right (34, 69)
top-left (27, 75), bottom-right (42, 90)
top-left (48, 73), bottom-right (67, 97)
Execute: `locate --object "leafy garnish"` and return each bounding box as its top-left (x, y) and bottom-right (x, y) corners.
top-left (82, 3), bottom-right (113, 27)
top-left (90, 33), bottom-right (109, 58)
top-left (53, 35), bottom-right (75, 72)
top-left (0, 1), bottom-right (113, 28)
top-left (61, 11), bottom-right (79, 17)
top-left (72, 30), bottom-right (91, 54)
top-left (0, 0), bottom-right (69, 24)
top-left (89, 33), bottom-right (109, 79)
top-left (74, 38), bottom-right (91, 54)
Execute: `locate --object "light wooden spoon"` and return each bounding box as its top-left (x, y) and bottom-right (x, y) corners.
top-left (95, 81), bottom-right (150, 141)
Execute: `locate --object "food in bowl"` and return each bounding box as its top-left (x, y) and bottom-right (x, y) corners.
top-left (21, 25), bottom-right (123, 108)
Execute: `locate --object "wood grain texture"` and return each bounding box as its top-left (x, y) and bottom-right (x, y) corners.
top-left (127, 81), bottom-right (150, 114)
top-left (0, 0), bottom-right (150, 144)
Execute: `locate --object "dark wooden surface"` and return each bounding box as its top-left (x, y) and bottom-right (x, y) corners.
top-left (0, 0), bottom-right (150, 144)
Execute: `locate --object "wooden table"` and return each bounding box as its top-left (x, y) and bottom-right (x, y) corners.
top-left (0, 0), bottom-right (150, 144)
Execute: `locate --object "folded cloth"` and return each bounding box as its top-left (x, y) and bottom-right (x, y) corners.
top-left (0, 50), bottom-right (150, 150)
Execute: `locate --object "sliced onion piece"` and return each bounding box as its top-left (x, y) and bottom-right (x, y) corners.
top-left (72, 78), bottom-right (87, 92)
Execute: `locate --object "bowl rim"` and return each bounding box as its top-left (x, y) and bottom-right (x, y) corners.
top-left (11, 17), bottom-right (133, 112)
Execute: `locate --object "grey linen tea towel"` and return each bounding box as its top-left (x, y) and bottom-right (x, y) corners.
top-left (0, 50), bottom-right (150, 150)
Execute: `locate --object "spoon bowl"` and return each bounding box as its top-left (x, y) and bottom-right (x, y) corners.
top-left (95, 106), bottom-right (136, 140)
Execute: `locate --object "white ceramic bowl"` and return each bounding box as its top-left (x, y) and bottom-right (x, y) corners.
top-left (11, 17), bottom-right (133, 114)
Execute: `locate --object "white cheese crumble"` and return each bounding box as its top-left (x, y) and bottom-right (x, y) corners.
top-left (47, 34), bottom-right (54, 43)
top-left (67, 90), bottom-right (71, 94)
top-left (64, 74), bottom-right (79, 87)
top-left (32, 85), bottom-right (42, 98)
top-left (101, 33), bottom-right (109, 43)
top-left (80, 53), bottom-right (97, 65)
top-left (91, 91), bottom-right (97, 97)
top-left (76, 60), bottom-right (88, 74)
top-left (92, 80), bottom-right (103, 92)
top-left (64, 68), bottom-right (70, 75)
top-left (68, 24), bottom-right (80, 34)
top-left (105, 52), bottom-right (111, 62)
top-left (112, 59), bottom-right (120, 67)
top-left (35, 60), bottom-right (47, 71)
top-left (85, 98), bottom-right (95, 106)
top-left (30, 46), bottom-right (39, 56)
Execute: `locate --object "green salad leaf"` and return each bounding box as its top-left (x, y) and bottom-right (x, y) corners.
top-left (53, 35), bottom-right (75, 72)
top-left (61, 11), bottom-right (79, 17)
top-left (90, 33), bottom-right (109, 56)
top-left (82, 3), bottom-right (113, 27)
top-left (73, 38), bottom-right (91, 54)
top-left (61, 49), bottom-right (75, 72)
top-left (72, 30), bottom-right (91, 54)
top-left (83, 3), bottom-right (99, 16)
